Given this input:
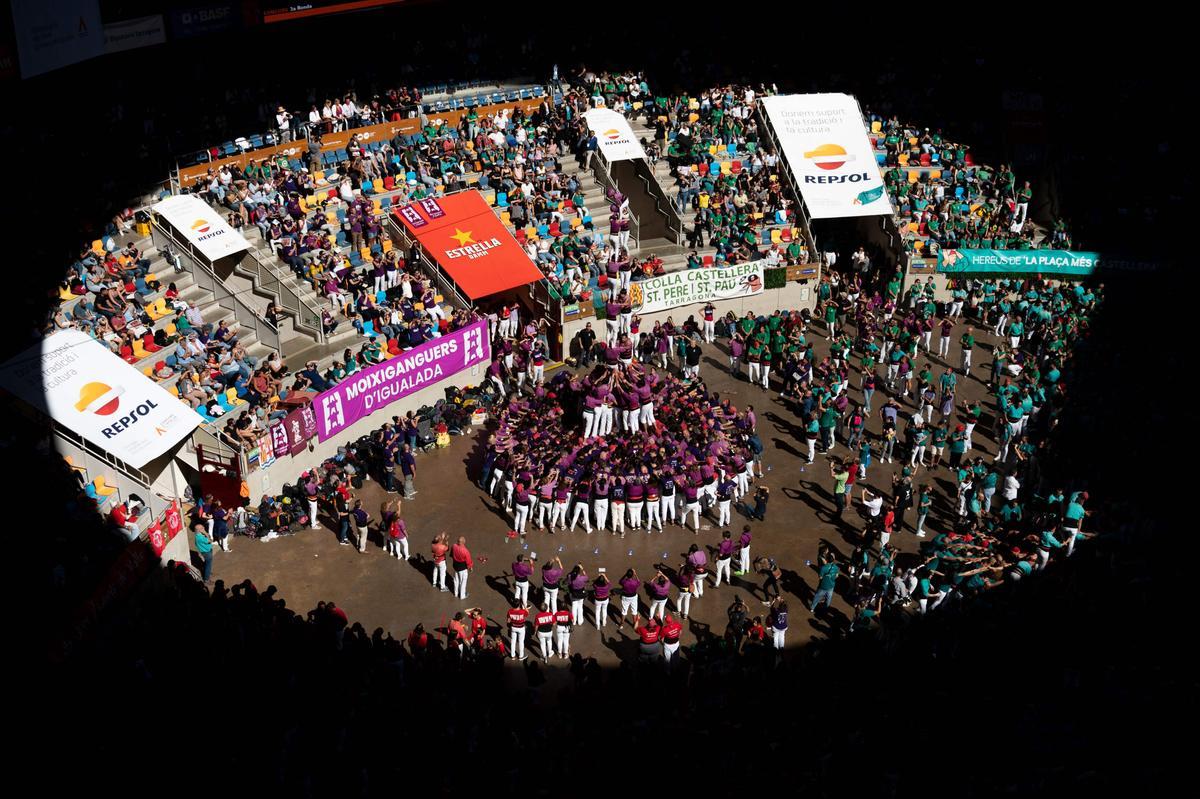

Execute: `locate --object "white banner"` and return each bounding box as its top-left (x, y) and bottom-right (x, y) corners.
top-left (630, 260), bottom-right (764, 314)
top-left (584, 108), bottom-right (646, 162)
top-left (152, 195), bottom-right (252, 262)
top-left (0, 330), bottom-right (200, 467)
top-left (104, 15), bottom-right (166, 54)
top-left (10, 0), bottom-right (104, 78)
top-left (761, 93), bottom-right (893, 219)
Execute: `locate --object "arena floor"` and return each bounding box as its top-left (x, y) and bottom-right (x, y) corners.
top-left (203, 317), bottom-right (1003, 689)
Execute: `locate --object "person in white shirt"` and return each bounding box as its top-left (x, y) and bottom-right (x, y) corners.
top-left (307, 105), bottom-right (321, 133)
top-left (276, 106), bottom-right (292, 142)
top-left (1002, 473), bottom-right (1020, 502)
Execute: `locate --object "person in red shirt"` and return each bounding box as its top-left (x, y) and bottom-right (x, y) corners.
top-left (636, 616), bottom-right (661, 663)
top-left (534, 603), bottom-right (555, 662)
top-left (553, 606), bottom-right (572, 659)
top-left (660, 613), bottom-right (683, 670)
top-left (745, 616), bottom-right (766, 650)
top-left (507, 604), bottom-right (529, 660)
top-left (430, 532), bottom-right (449, 592)
top-left (468, 607), bottom-right (488, 649)
top-left (447, 611), bottom-right (469, 658)
top-left (407, 623), bottom-right (429, 657)
top-left (450, 536), bottom-right (474, 599)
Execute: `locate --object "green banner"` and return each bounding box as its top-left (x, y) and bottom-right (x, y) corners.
top-left (937, 249), bottom-right (1099, 277)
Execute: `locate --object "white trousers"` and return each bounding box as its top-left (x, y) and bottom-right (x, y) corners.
top-left (714, 557), bottom-right (731, 587)
top-left (570, 502), bottom-right (592, 532)
top-left (509, 626), bottom-right (526, 659)
top-left (515, 580), bottom-right (530, 607)
top-left (595, 598), bottom-right (610, 628)
top-left (452, 568), bottom-right (469, 599)
top-left (571, 598), bottom-right (585, 625)
top-left (432, 560), bottom-right (446, 589)
top-left (661, 496), bottom-right (676, 524)
top-left (593, 498), bottom-right (609, 531)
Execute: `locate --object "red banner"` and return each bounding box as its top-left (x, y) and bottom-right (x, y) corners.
top-left (393, 189), bottom-right (543, 300)
top-left (148, 501), bottom-right (184, 557)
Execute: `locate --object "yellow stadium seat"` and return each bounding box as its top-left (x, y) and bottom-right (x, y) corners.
top-left (632, 101), bottom-right (643, 110)
top-left (64, 455), bottom-right (87, 477)
top-left (145, 273), bottom-right (157, 283)
top-left (414, 302), bottom-right (424, 311)
top-left (688, 99), bottom-right (700, 110)
top-left (500, 212), bottom-right (511, 226)
top-left (146, 298), bottom-right (171, 321)
top-left (720, 161), bottom-right (732, 174)
top-left (143, 366), bottom-right (155, 379)
top-left (226, 388), bottom-right (244, 407)
top-left (525, 227), bottom-right (538, 241)
top-left (906, 222), bottom-right (919, 233)
top-left (871, 121), bottom-right (882, 133)
top-left (59, 287), bottom-right (75, 301)
top-left (913, 240), bottom-right (925, 252)
top-left (908, 137), bottom-right (918, 146)
top-left (360, 247), bottom-right (370, 261)
top-left (91, 239), bottom-right (104, 255)
top-left (898, 153), bottom-right (909, 166)
top-left (434, 294), bottom-right (444, 304)
top-left (929, 169), bottom-right (942, 180)
top-left (770, 229), bottom-right (782, 244)
top-left (132, 339), bottom-right (149, 360)
top-left (382, 239), bottom-right (392, 252)
top-left (372, 200), bottom-right (382, 214)
top-left (165, 322), bottom-right (177, 336)
top-left (688, 112), bottom-right (699, 123)
top-left (907, 170), bottom-right (919, 183)
top-left (314, 170), bottom-right (325, 183)
top-left (373, 178), bottom-right (384, 192)
top-left (92, 476), bottom-right (117, 497)
top-left (570, 217), bottom-right (582, 229)
top-left (708, 144), bottom-right (718, 155)
top-left (169, 386), bottom-right (180, 397)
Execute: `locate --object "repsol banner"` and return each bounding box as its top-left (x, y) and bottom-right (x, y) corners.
top-left (630, 260), bottom-right (765, 314)
top-left (0, 329), bottom-right (199, 467)
top-left (761, 93), bottom-right (893, 220)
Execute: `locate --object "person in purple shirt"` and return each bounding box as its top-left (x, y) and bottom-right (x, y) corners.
top-left (681, 479), bottom-right (702, 532)
top-left (618, 568), bottom-right (641, 627)
top-left (626, 480), bottom-right (645, 530)
top-left (592, 475), bottom-right (610, 532)
top-left (714, 529), bottom-right (735, 587)
top-left (542, 557), bottom-right (564, 613)
top-left (567, 563), bottom-right (589, 625)
top-left (592, 571), bottom-right (612, 629)
top-left (736, 525), bottom-right (753, 575)
top-left (569, 479), bottom-right (592, 533)
top-left (646, 570), bottom-right (671, 621)
top-left (512, 553), bottom-right (534, 608)
top-left (687, 543), bottom-right (709, 597)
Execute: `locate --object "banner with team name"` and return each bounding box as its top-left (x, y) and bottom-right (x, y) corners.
top-left (937, 248), bottom-right (1100, 277)
top-left (629, 260), bottom-right (765, 314)
top-left (313, 320), bottom-right (490, 442)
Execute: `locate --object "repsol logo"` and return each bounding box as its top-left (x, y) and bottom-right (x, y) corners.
top-left (101, 400), bottom-right (159, 439)
top-left (804, 172), bottom-right (872, 184)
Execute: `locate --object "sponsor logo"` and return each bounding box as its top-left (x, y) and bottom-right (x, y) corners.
top-left (603, 128), bottom-right (622, 140)
top-left (803, 143), bottom-right (855, 170)
top-left (76, 383), bottom-right (161, 440)
top-left (75, 382), bottom-right (123, 416)
top-left (191, 219), bottom-right (212, 234)
top-left (190, 217), bottom-right (228, 243)
top-left (941, 249), bottom-right (964, 267)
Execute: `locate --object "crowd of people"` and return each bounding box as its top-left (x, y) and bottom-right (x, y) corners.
top-left (867, 113), bottom-right (1073, 255)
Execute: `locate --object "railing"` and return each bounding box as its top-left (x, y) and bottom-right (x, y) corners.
top-left (188, 423), bottom-right (249, 477)
top-left (149, 219), bottom-right (283, 355)
top-left (385, 216), bottom-right (474, 311)
top-left (237, 245), bottom-right (327, 345)
top-left (589, 153), bottom-right (641, 253)
top-left (755, 105), bottom-right (820, 260)
top-left (632, 156), bottom-right (684, 243)
top-left (52, 420), bottom-right (178, 521)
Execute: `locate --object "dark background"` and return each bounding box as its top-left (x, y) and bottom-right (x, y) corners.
top-left (6, 4), bottom-right (1185, 794)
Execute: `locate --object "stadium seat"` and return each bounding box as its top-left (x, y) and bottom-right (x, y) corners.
top-left (871, 120), bottom-right (882, 133)
top-left (361, 320), bottom-right (376, 338)
top-left (919, 152), bottom-right (931, 167)
top-left (93, 476), bottom-right (118, 498)
top-left (132, 339), bottom-right (149, 360)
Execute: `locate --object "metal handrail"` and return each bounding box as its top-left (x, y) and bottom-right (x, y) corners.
top-left (755, 105), bottom-right (820, 259)
top-left (385, 216), bottom-right (474, 311)
top-left (238, 246), bottom-right (327, 345)
top-left (589, 153), bottom-right (641, 253)
top-left (149, 219), bottom-right (283, 355)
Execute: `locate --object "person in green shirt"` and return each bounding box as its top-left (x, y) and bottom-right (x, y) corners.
top-left (959, 326), bottom-right (975, 374)
top-left (829, 460), bottom-right (850, 517)
top-left (810, 559), bottom-right (840, 612)
top-left (195, 523), bottom-right (214, 583)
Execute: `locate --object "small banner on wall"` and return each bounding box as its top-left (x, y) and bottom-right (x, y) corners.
top-left (629, 260), bottom-right (765, 314)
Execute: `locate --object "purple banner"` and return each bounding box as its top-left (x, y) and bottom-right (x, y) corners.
top-left (285, 407), bottom-right (312, 456)
top-left (270, 419), bottom-right (290, 458)
top-left (313, 320), bottom-right (490, 442)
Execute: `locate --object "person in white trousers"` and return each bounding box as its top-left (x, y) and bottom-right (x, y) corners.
top-left (593, 572), bottom-right (612, 629)
top-left (507, 606), bottom-right (527, 660)
top-left (736, 526), bottom-right (752, 575)
top-left (430, 532), bottom-right (449, 591)
top-left (713, 530), bottom-right (734, 587)
top-left (553, 607), bottom-right (572, 659)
